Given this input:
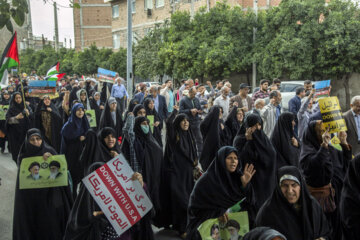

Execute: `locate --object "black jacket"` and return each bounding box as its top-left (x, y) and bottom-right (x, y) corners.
top-left (179, 96), bottom-right (201, 126)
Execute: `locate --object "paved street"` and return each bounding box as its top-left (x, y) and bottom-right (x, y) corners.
top-left (0, 149), bottom-right (181, 240)
top-left (0, 150), bottom-right (17, 240)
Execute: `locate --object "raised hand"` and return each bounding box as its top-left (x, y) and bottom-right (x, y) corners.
top-left (241, 163), bottom-right (256, 188)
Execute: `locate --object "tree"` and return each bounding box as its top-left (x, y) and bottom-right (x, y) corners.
top-left (0, 0), bottom-right (29, 33)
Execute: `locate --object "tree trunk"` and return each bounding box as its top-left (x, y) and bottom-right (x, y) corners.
top-left (342, 73), bottom-right (351, 109)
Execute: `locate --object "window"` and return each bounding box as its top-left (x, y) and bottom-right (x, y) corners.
top-left (113, 33), bottom-right (120, 49)
top-left (112, 5), bottom-right (119, 18)
top-left (132, 0), bottom-right (136, 13)
top-left (144, 0), bottom-right (153, 9)
top-left (156, 0), bottom-right (164, 8)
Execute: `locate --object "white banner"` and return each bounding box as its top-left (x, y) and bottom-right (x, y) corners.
top-left (82, 154), bottom-right (153, 235)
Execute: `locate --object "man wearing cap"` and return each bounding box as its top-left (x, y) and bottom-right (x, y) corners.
top-left (111, 77), bottom-right (129, 114)
top-left (230, 83), bottom-right (253, 112)
top-left (252, 79), bottom-right (270, 103)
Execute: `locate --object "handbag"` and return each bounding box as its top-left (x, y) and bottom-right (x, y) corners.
top-left (307, 183), bottom-right (336, 213)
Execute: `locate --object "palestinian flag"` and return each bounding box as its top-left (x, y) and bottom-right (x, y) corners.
top-left (0, 32), bottom-right (19, 85)
top-left (46, 62), bottom-right (60, 77)
top-left (46, 73), bottom-right (66, 81)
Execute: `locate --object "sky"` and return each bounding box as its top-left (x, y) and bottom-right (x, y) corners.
top-left (30, 0), bottom-right (74, 48)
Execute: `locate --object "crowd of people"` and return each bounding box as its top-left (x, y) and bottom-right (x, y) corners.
top-left (1, 73), bottom-right (360, 240)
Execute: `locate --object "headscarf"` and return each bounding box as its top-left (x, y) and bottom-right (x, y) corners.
top-left (255, 166), bottom-right (331, 240)
top-left (132, 104), bottom-right (146, 116)
top-left (233, 113), bottom-right (276, 210)
top-left (270, 112), bottom-right (300, 168)
top-left (225, 107), bottom-right (243, 143)
top-left (61, 103), bottom-right (90, 139)
top-left (173, 113), bottom-right (197, 164)
top-left (6, 92), bottom-right (30, 118)
top-left (186, 146), bottom-right (249, 239)
top-left (243, 227), bottom-right (287, 240)
top-left (76, 89), bottom-right (91, 110)
top-left (18, 128), bottom-right (54, 160)
top-left (98, 127), bottom-right (121, 161)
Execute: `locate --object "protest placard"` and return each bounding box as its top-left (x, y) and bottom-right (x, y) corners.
top-left (82, 154), bottom-right (153, 236)
top-left (85, 109), bottom-right (97, 128)
top-left (147, 115), bottom-right (154, 133)
top-left (28, 80), bottom-right (57, 97)
top-left (314, 80), bottom-right (331, 99)
top-left (98, 67), bottom-right (117, 83)
top-left (0, 105), bottom-right (9, 120)
top-left (198, 212), bottom-right (249, 240)
top-left (19, 155), bottom-right (68, 189)
top-left (318, 96), bottom-right (347, 133)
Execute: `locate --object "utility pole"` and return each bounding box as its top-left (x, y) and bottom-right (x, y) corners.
top-left (127, 0), bottom-right (133, 99)
top-left (190, 0), bottom-right (194, 18)
top-left (54, 1), bottom-right (59, 51)
top-left (252, 0), bottom-right (258, 89)
top-left (64, 38), bottom-right (67, 48)
top-left (70, 39), bottom-right (72, 49)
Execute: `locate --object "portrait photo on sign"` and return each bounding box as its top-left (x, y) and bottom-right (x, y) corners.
top-left (198, 211), bottom-right (249, 240)
top-left (0, 105), bottom-right (9, 120)
top-left (19, 155), bottom-right (68, 189)
top-left (85, 109), bottom-right (97, 128)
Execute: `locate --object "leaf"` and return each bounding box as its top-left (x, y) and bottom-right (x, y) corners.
top-left (12, 7), bottom-right (25, 26)
top-left (72, 3), bottom-right (80, 9)
top-left (6, 20), bottom-right (13, 33)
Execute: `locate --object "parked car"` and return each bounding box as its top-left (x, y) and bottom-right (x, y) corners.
top-left (249, 81), bottom-right (305, 111)
top-left (141, 82), bottom-right (161, 88)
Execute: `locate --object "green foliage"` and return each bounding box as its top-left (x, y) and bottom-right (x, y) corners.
top-left (0, 0), bottom-right (28, 33)
top-left (19, 45), bottom-right (127, 77)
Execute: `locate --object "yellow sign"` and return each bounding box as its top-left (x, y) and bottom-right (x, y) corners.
top-left (318, 97), bottom-right (347, 133)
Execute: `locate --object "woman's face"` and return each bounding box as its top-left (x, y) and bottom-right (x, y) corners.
top-left (148, 100), bottom-right (154, 110)
top-left (80, 93), bottom-right (86, 101)
top-left (225, 152), bottom-right (238, 173)
top-left (75, 108), bottom-right (84, 118)
top-left (43, 97), bottom-right (51, 106)
top-left (3, 94), bottom-right (9, 100)
top-left (141, 121), bottom-right (148, 126)
top-left (137, 109), bottom-right (146, 117)
top-left (15, 94), bottom-right (22, 104)
top-left (219, 108), bottom-right (223, 119)
top-left (104, 134), bottom-right (116, 149)
top-left (94, 94), bottom-right (100, 101)
top-left (29, 135), bottom-right (42, 147)
top-left (280, 179), bottom-right (301, 204)
top-left (236, 110), bottom-right (244, 122)
top-left (180, 118), bottom-right (189, 131)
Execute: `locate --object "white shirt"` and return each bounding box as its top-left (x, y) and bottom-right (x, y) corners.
top-left (213, 95), bottom-right (230, 120)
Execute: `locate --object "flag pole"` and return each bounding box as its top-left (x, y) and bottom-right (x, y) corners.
top-left (20, 79), bottom-right (27, 110)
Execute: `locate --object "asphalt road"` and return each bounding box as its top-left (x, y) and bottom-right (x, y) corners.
top-left (0, 148), bottom-right (182, 240)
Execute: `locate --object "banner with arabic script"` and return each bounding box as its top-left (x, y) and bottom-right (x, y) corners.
top-left (318, 96), bottom-right (347, 133)
top-left (82, 154), bottom-right (153, 236)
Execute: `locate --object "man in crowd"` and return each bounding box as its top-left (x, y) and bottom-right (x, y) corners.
top-left (133, 83), bottom-right (147, 103)
top-left (147, 85), bottom-right (168, 124)
top-left (288, 87), bottom-right (306, 135)
top-left (179, 86), bottom-right (203, 157)
top-left (111, 77), bottom-right (129, 114)
top-left (160, 80), bottom-right (175, 115)
top-left (213, 86), bottom-right (230, 120)
top-left (252, 79), bottom-right (270, 103)
top-left (344, 95), bottom-right (360, 155)
top-left (297, 89), bottom-right (315, 141)
top-left (250, 98), bottom-right (266, 116)
top-left (270, 78), bottom-right (281, 91)
top-left (261, 90), bottom-right (282, 138)
top-left (304, 80), bottom-right (313, 92)
top-left (214, 80), bottom-right (224, 97)
top-left (230, 83), bottom-right (253, 112)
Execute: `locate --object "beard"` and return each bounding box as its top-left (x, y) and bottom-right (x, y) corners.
top-left (49, 171), bottom-right (58, 179)
top-left (32, 173), bottom-right (40, 180)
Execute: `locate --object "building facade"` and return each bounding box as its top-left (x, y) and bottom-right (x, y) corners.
top-left (73, 0), bottom-right (113, 50)
top-left (109, 0), bottom-right (282, 49)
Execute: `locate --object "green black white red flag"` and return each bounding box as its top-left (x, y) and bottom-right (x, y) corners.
top-left (0, 32), bottom-right (19, 86)
top-left (46, 62), bottom-right (60, 77)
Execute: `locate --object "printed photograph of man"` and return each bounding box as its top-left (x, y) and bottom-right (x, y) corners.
top-left (226, 220), bottom-right (243, 240)
top-left (48, 161), bottom-right (62, 179)
top-left (27, 162), bottom-right (42, 180)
